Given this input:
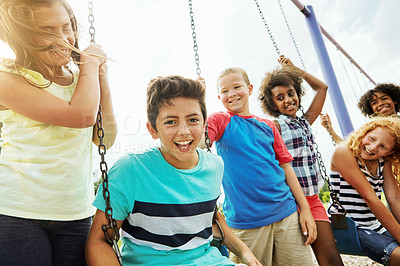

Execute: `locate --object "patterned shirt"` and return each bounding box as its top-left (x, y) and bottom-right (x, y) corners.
top-left (330, 158), bottom-right (386, 233)
top-left (276, 114), bottom-right (324, 196)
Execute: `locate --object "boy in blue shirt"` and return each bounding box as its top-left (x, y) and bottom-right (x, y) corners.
top-left (85, 76), bottom-right (261, 265)
top-left (202, 67), bottom-right (316, 266)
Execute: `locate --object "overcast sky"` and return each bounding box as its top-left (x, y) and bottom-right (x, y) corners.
top-left (1, 0), bottom-right (399, 168)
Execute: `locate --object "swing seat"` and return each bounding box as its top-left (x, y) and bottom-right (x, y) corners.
top-left (330, 213), bottom-right (364, 256)
top-left (219, 244), bottom-right (229, 258)
top-left (211, 237), bottom-right (229, 257)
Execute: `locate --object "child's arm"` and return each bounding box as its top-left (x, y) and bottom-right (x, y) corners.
top-left (279, 55), bottom-right (328, 125)
top-left (320, 113), bottom-right (343, 144)
top-left (280, 162), bottom-right (317, 245)
top-left (0, 44), bottom-right (106, 128)
top-left (332, 145), bottom-right (400, 242)
top-left (85, 209), bottom-right (124, 266)
top-left (215, 211), bottom-right (262, 266)
top-left (92, 63), bottom-right (117, 149)
top-left (272, 120), bottom-right (281, 134)
top-left (382, 158), bottom-right (400, 224)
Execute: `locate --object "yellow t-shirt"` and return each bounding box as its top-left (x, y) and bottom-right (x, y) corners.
top-left (0, 66), bottom-right (95, 220)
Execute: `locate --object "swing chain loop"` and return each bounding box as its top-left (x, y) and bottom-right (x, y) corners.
top-left (253, 0), bottom-right (280, 56)
top-left (88, 0), bottom-right (96, 44)
top-left (277, 0), bottom-right (306, 70)
top-left (323, 120), bottom-right (337, 147)
top-left (313, 131), bottom-right (344, 214)
top-left (299, 106), bottom-right (337, 205)
top-left (188, 0), bottom-right (201, 77)
top-left (204, 121), bottom-right (212, 153)
top-left (97, 107), bottom-right (122, 265)
top-left (88, 1), bottom-right (121, 263)
top-left (335, 45), bottom-right (361, 101)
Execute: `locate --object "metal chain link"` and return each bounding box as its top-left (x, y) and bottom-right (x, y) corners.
top-left (253, 0), bottom-right (281, 56)
top-left (204, 121), bottom-right (212, 153)
top-left (88, 1), bottom-right (122, 264)
top-left (323, 119), bottom-right (337, 147)
top-left (277, 0), bottom-right (306, 70)
top-left (336, 46), bottom-right (360, 101)
top-left (298, 107), bottom-right (342, 210)
top-left (88, 0), bottom-right (96, 44)
top-left (96, 107), bottom-right (123, 265)
top-left (188, 0), bottom-right (201, 77)
top-left (361, 70), bottom-right (373, 91)
top-left (350, 57), bottom-right (365, 96)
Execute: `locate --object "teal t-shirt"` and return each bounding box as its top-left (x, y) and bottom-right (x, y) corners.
top-left (94, 148), bottom-right (234, 265)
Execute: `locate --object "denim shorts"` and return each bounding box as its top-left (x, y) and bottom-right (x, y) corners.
top-left (0, 214), bottom-right (91, 266)
top-left (358, 228), bottom-right (400, 265)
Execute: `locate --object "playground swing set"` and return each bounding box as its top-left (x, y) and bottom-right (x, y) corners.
top-left (90, 0), bottom-right (381, 263)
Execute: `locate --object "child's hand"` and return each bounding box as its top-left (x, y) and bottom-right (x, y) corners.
top-left (242, 251), bottom-right (263, 266)
top-left (82, 43), bottom-right (107, 66)
top-left (320, 113), bottom-right (332, 130)
top-left (278, 55), bottom-right (294, 69)
top-left (299, 210), bottom-right (317, 245)
top-left (99, 63), bottom-right (110, 93)
top-left (196, 76), bottom-right (206, 88)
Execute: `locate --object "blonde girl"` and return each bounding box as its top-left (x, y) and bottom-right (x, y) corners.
top-left (330, 117), bottom-right (400, 265)
top-left (0, 0), bottom-right (116, 264)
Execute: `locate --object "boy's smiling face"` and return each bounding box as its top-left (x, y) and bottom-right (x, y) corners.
top-left (218, 73), bottom-right (253, 116)
top-left (147, 97), bottom-right (205, 169)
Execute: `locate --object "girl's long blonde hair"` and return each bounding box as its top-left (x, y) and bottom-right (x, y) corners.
top-left (346, 116), bottom-right (400, 184)
top-left (0, 0), bottom-right (80, 84)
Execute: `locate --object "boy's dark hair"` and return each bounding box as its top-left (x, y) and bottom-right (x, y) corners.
top-left (358, 83), bottom-right (400, 117)
top-left (147, 75), bottom-right (207, 131)
top-left (258, 68), bottom-right (304, 117)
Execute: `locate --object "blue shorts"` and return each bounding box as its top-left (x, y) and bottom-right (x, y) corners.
top-left (358, 228), bottom-right (400, 265)
top-left (0, 214), bottom-right (91, 265)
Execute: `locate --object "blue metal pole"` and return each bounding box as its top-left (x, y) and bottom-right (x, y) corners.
top-left (303, 5), bottom-right (354, 137)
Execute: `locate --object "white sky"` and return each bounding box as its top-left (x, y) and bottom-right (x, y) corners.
top-left (1, 0), bottom-right (399, 168)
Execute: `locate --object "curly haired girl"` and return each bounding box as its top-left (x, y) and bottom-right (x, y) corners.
top-left (259, 55), bottom-right (343, 266)
top-left (330, 116), bottom-right (400, 265)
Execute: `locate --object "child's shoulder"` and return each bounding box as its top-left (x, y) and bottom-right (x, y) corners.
top-left (115, 148), bottom-right (160, 167)
top-left (198, 148), bottom-right (222, 161)
top-left (252, 114), bottom-right (276, 128)
top-left (0, 64), bottom-right (46, 85)
top-left (332, 143), bottom-right (353, 160)
top-left (208, 110), bottom-right (230, 119)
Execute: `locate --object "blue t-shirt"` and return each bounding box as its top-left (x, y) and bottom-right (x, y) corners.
top-left (207, 111), bottom-right (297, 229)
top-left (93, 148), bottom-right (234, 265)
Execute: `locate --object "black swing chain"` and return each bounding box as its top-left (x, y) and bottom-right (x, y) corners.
top-left (323, 118), bottom-right (337, 147)
top-left (276, 0), bottom-right (338, 194)
top-left (276, 0), bottom-right (306, 70)
top-left (298, 107), bottom-right (344, 213)
top-left (253, 0), bottom-right (281, 56)
top-left (204, 121), bottom-right (212, 153)
top-left (96, 107), bottom-right (122, 265)
top-left (188, 0), bottom-right (201, 77)
top-left (88, 1), bottom-right (122, 264)
top-left (188, 0), bottom-right (211, 151)
top-left (187, 2), bottom-right (224, 244)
